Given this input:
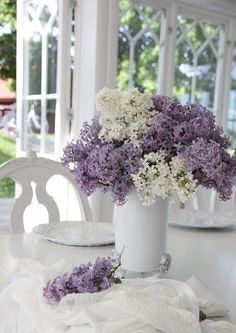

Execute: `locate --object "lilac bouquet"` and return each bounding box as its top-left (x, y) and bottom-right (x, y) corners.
top-left (62, 88), bottom-right (236, 206)
top-left (43, 255), bottom-right (121, 303)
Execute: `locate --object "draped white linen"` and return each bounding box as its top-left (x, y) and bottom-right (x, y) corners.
top-left (0, 260), bottom-right (235, 333)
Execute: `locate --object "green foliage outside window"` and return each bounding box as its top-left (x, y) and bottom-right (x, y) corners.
top-left (117, 0), bottom-right (161, 94)
top-left (117, 0), bottom-right (219, 109)
top-left (0, 0), bottom-right (16, 91)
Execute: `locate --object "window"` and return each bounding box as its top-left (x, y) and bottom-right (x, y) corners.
top-left (116, 0), bottom-right (236, 144)
top-left (117, 0), bottom-right (165, 94)
top-left (20, 0), bottom-right (59, 154)
top-left (173, 16), bottom-right (222, 110)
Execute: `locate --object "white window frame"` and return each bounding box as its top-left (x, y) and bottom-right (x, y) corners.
top-left (105, 0), bottom-right (236, 130)
top-left (16, 0), bottom-right (76, 158)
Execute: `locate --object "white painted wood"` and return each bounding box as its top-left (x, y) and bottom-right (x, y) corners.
top-left (106, 0), bottom-right (120, 88)
top-left (218, 21), bottom-right (236, 131)
top-left (72, 0), bottom-right (120, 223)
top-left (41, 30), bottom-right (48, 154)
top-left (55, 0), bottom-right (73, 156)
top-left (214, 28), bottom-right (226, 123)
top-left (0, 152), bottom-right (93, 233)
top-left (158, 11), bottom-right (169, 95)
top-left (159, 2), bottom-right (178, 96)
top-left (178, 0), bottom-right (236, 20)
top-left (72, 0), bottom-right (98, 136)
top-left (16, 0), bottom-right (24, 154)
top-left (137, 0), bottom-right (236, 19)
top-left (72, 0), bottom-right (119, 136)
top-left (210, 188), bottom-right (236, 214)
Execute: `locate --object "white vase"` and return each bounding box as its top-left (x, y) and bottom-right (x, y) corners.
top-left (114, 189), bottom-right (168, 273)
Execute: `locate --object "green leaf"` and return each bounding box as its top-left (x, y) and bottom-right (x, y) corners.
top-left (114, 277), bottom-right (122, 284)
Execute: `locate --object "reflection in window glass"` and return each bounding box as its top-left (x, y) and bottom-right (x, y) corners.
top-left (117, 0), bottom-right (165, 94)
top-left (22, 100), bottom-right (41, 152)
top-left (173, 16), bottom-right (221, 110)
top-left (22, 99), bottom-right (56, 153)
top-left (45, 99), bottom-right (56, 154)
top-left (27, 33), bottom-right (42, 95)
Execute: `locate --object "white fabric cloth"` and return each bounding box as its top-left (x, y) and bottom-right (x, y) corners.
top-left (186, 275), bottom-right (229, 318)
top-left (0, 260), bottom-right (235, 333)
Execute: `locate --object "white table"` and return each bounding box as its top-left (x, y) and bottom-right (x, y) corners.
top-left (0, 227), bottom-right (236, 322)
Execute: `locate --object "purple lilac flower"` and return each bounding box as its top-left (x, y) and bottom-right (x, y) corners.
top-left (62, 117), bottom-right (141, 205)
top-left (151, 96), bottom-right (230, 149)
top-left (61, 117), bottom-right (102, 168)
top-left (141, 113), bottom-right (175, 154)
top-left (62, 94), bottom-right (236, 204)
top-left (43, 256), bottom-right (121, 304)
top-left (180, 138), bottom-right (236, 200)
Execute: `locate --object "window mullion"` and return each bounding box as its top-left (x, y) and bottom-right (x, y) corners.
top-left (157, 13), bottom-right (167, 94)
top-left (161, 2), bottom-right (178, 96)
top-left (214, 28), bottom-right (225, 124)
top-left (40, 32), bottom-right (48, 153)
top-left (218, 20), bottom-right (235, 131)
top-left (54, 0), bottom-right (72, 156)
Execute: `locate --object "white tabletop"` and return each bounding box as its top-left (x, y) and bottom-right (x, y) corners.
top-left (0, 226), bottom-right (236, 322)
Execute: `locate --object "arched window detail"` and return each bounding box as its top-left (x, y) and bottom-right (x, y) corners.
top-left (173, 16), bottom-right (222, 110)
top-left (117, 0), bottom-right (166, 94)
top-left (20, 1), bottom-right (59, 154)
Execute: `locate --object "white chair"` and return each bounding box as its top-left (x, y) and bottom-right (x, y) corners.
top-left (210, 187), bottom-right (236, 214)
top-left (0, 152), bottom-right (93, 233)
top-left (171, 186), bottom-right (214, 212)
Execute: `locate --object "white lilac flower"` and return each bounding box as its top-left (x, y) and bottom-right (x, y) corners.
top-left (95, 88), bottom-right (122, 115)
top-left (132, 152), bottom-right (196, 205)
top-left (132, 152), bottom-right (172, 205)
top-left (95, 87), bottom-right (155, 146)
top-left (170, 156), bottom-right (197, 203)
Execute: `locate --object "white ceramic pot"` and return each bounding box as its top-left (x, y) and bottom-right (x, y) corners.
top-left (114, 189), bottom-right (168, 273)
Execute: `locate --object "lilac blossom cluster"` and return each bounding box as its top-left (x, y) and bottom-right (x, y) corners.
top-left (149, 96), bottom-right (236, 200)
top-left (43, 255), bottom-right (121, 303)
top-left (62, 89), bottom-right (236, 204)
top-left (62, 117), bottom-right (141, 205)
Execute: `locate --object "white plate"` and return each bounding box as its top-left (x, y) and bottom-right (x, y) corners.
top-left (33, 221), bottom-right (114, 246)
top-left (169, 210), bottom-right (236, 229)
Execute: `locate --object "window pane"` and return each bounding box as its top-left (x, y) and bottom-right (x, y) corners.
top-left (27, 33), bottom-right (42, 95)
top-left (45, 99), bottom-right (56, 154)
top-left (117, 0), bottom-right (165, 93)
top-left (173, 16), bottom-right (221, 109)
top-left (21, 0), bottom-right (58, 154)
top-left (22, 100), bottom-right (41, 152)
top-left (21, 99), bottom-right (56, 153)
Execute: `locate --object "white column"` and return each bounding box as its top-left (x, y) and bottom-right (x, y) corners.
top-left (159, 3), bottom-right (178, 97)
top-left (72, 0), bottom-right (119, 222)
top-left (16, 0), bottom-right (25, 155)
top-left (218, 20), bottom-right (235, 131)
top-left (40, 32), bottom-right (48, 153)
top-left (54, 0), bottom-right (71, 156)
top-left (214, 28), bottom-right (226, 124)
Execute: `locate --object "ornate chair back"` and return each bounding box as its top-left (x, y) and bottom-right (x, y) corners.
top-left (0, 152), bottom-right (93, 233)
